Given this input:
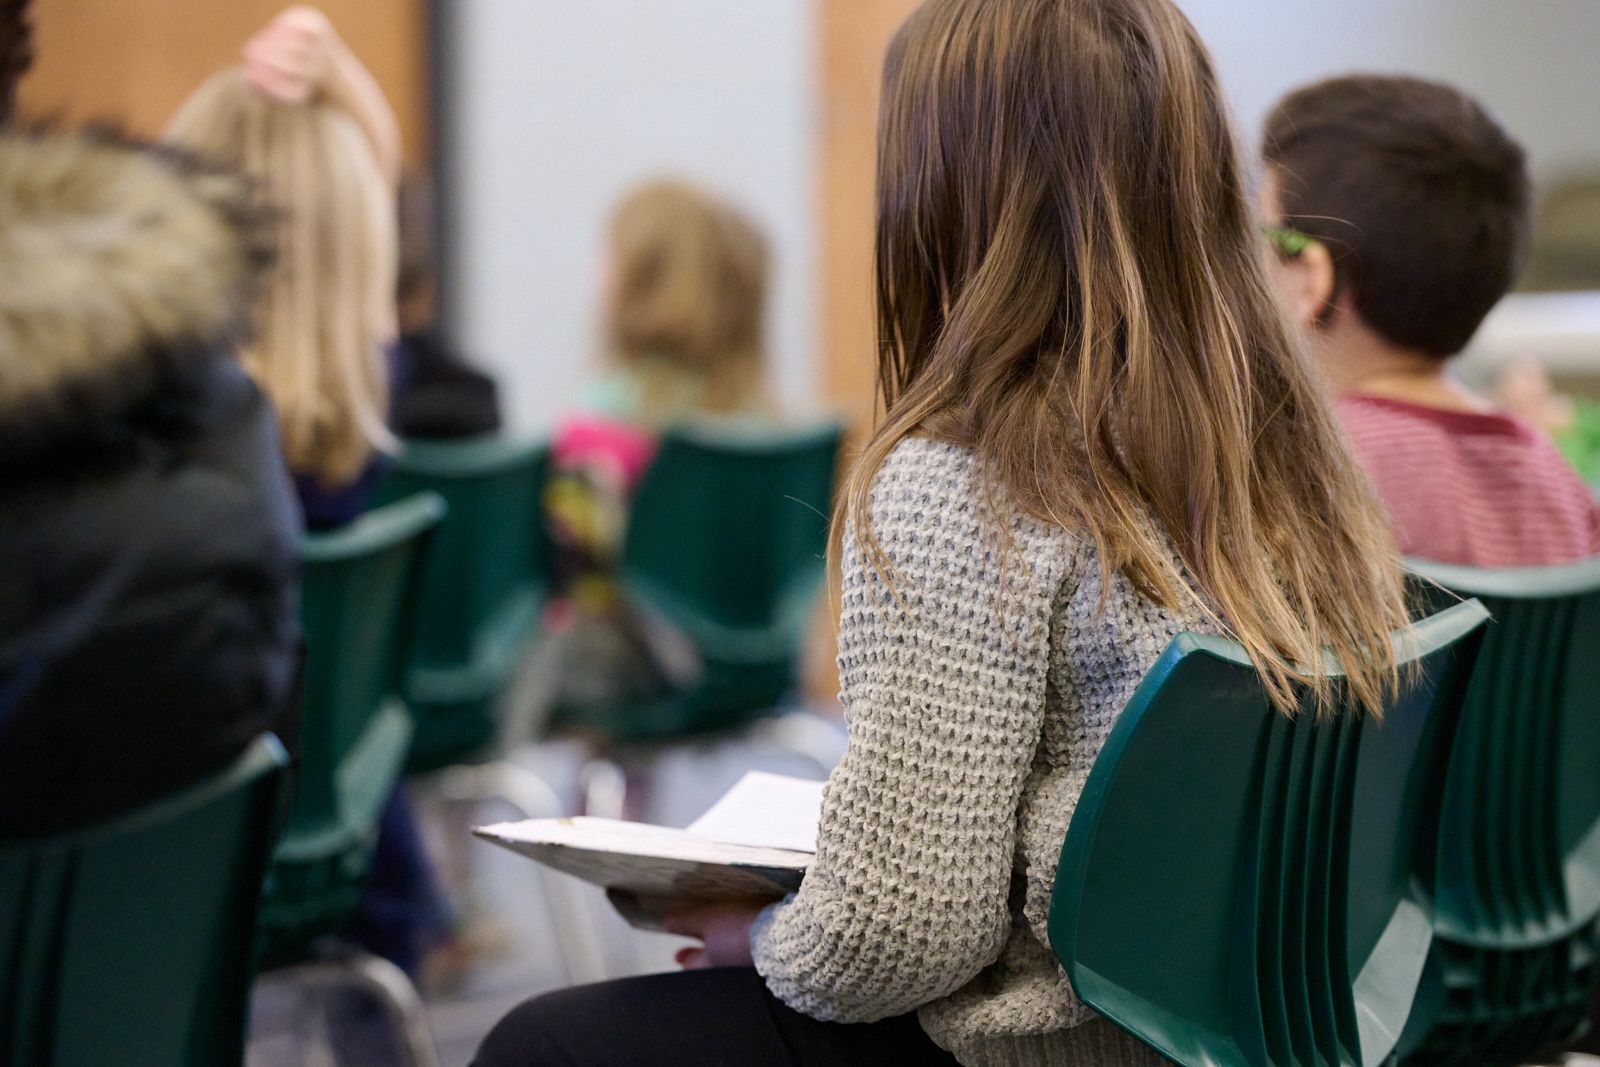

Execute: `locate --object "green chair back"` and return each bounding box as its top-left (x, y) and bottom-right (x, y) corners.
top-left (377, 437), bottom-right (550, 772)
top-left (1048, 600), bottom-right (1489, 1067)
top-left (1402, 557), bottom-right (1600, 1065)
top-left (1, 735), bottom-right (288, 1067)
top-left (258, 493), bottom-right (443, 966)
top-left (612, 421), bottom-right (841, 737)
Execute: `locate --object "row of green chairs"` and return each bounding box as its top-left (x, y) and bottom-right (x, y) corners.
top-left (254, 492), bottom-right (447, 1067)
top-left (0, 491), bottom-right (449, 1067)
top-left (1051, 557), bottom-right (1600, 1066)
top-left (559, 420), bottom-right (843, 742)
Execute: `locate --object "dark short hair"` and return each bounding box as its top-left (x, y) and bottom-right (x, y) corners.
top-left (1263, 74), bottom-right (1530, 357)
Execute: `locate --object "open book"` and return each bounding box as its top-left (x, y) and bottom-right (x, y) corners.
top-left (475, 771), bottom-right (825, 930)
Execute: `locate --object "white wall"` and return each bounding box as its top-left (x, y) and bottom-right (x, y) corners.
top-left (1178, 0), bottom-right (1600, 181)
top-left (444, 0), bottom-right (817, 433)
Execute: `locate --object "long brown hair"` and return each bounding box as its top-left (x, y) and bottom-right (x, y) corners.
top-left (849, 0), bottom-right (1408, 715)
top-left (605, 180), bottom-right (768, 426)
top-left (168, 69), bottom-right (397, 486)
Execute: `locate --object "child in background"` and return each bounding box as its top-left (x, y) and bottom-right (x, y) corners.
top-left (1261, 74), bottom-right (1600, 566)
top-left (393, 171), bottom-right (503, 439)
top-left (476, 0), bottom-right (1409, 1063)
top-left (168, 5), bottom-right (400, 529)
top-left (167, 7), bottom-right (444, 1003)
top-left (544, 180), bottom-right (770, 719)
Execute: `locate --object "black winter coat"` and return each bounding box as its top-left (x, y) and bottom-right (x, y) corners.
top-left (0, 130), bottom-right (301, 837)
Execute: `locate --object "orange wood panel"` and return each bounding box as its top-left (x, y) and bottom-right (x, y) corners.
top-left (818, 0), bottom-right (920, 425)
top-left (805, 0), bottom-right (919, 708)
top-left (17, 0), bottom-right (427, 161)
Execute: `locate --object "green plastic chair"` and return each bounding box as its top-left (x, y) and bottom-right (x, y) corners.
top-left (1049, 600), bottom-right (1489, 1067)
top-left (1, 735), bottom-right (288, 1067)
top-left (1400, 558), bottom-right (1600, 1066)
top-left (560, 421), bottom-right (841, 742)
top-left (377, 437), bottom-right (550, 772)
top-left (257, 492), bottom-right (444, 967)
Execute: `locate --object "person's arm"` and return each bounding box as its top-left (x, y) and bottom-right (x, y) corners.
top-left (747, 442), bottom-right (1070, 1023)
top-left (243, 6), bottom-right (402, 187)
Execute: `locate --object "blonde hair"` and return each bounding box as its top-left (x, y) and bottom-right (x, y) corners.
top-left (167, 69), bottom-right (396, 485)
top-left (857, 0), bottom-right (1409, 716)
top-left (605, 180), bottom-right (768, 425)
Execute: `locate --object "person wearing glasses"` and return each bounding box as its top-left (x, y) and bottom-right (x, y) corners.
top-left (1260, 74), bottom-right (1600, 567)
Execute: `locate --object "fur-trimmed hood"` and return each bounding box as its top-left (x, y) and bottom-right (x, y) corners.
top-left (0, 128), bottom-right (270, 425)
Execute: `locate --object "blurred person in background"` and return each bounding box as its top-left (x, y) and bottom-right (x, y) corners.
top-left (1261, 74), bottom-right (1600, 566)
top-left (166, 6), bottom-right (445, 1001)
top-left (543, 179), bottom-right (772, 723)
top-left (0, 0), bottom-right (300, 837)
top-left (393, 171), bottom-right (502, 439)
top-left (168, 4), bottom-right (400, 530)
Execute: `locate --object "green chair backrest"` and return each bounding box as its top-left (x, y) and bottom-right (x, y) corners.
top-left (1401, 558), bottom-right (1600, 1064)
top-left (0, 735), bottom-right (288, 1067)
top-left (621, 421), bottom-right (841, 662)
top-left (1048, 600), bottom-right (1489, 1067)
top-left (377, 437), bottom-right (549, 690)
top-left (293, 493), bottom-right (444, 841)
top-left (1407, 558), bottom-right (1600, 946)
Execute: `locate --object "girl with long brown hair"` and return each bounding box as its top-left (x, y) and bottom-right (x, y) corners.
top-left (476, 0), bottom-right (1407, 1063)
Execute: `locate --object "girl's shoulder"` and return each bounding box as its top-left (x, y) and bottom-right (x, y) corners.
top-left (866, 435), bottom-right (1084, 572)
top-left (872, 434), bottom-right (980, 498)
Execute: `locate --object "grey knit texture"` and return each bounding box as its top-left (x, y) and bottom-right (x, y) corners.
top-left (751, 437), bottom-right (1211, 1066)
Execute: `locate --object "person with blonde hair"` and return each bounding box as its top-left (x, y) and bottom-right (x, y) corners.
top-left (167, 4), bottom-right (400, 526)
top-left (166, 11), bottom-right (444, 1009)
top-left (478, 0), bottom-right (1408, 1064)
top-left (543, 179), bottom-right (772, 720)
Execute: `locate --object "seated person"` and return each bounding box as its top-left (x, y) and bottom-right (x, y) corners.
top-left (1261, 74), bottom-right (1600, 566)
top-left (473, 1), bottom-right (1411, 1064)
top-left (168, 5), bottom-right (401, 530)
top-left (0, 126), bottom-right (299, 837)
top-left (544, 180), bottom-right (771, 718)
top-left (169, 6), bottom-right (442, 986)
top-left (393, 171), bottom-right (502, 439)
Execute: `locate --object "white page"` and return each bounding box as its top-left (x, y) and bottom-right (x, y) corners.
top-left (686, 771), bottom-right (825, 854)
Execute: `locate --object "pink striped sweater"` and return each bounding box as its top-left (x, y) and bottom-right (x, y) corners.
top-left (1337, 392), bottom-right (1600, 567)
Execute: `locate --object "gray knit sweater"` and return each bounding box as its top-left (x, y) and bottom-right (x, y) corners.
top-left (751, 437), bottom-right (1213, 1066)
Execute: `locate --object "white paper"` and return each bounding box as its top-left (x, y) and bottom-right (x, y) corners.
top-left (686, 771), bottom-right (825, 853)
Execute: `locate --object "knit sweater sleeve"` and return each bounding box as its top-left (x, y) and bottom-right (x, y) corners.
top-left (751, 440), bottom-right (1067, 1023)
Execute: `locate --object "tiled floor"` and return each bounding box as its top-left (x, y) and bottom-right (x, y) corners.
top-left (247, 725), bottom-right (845, 1067)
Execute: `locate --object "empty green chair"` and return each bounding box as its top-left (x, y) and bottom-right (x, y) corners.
top-left (1401, 558), bottom-right (1600, 1066)
top-left (1, 735), bottom-right (288, 1067)
top-left (1049, 600), bottom-right (1489, 1067)
top-left (257, 492), bottom-right (443, 966)
top-left (377, 437), bottom-right (551, 772)
top-left (559, 421), bottom-right (841, 741)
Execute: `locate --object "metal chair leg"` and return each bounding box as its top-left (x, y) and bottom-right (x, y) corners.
top-left (266, 951), bottom-right (441, 1067)
top-left (579, 758), bottom-right (629, 821)
top-left (432, 758), bottom-right (613, 985)
top-left (747, 709), bottom-right (846, 778)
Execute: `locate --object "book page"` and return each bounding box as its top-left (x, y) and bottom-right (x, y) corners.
top-left (685, 771), bottom-right (826, 853)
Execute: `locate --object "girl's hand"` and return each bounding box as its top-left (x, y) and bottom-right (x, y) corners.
top-left (244, 6), bottom-right (339, 105)
top-left (663, 903), bottom-right (766, 970)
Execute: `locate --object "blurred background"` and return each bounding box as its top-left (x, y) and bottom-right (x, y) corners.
top-left (25, 0), bottom-right (1600, 442)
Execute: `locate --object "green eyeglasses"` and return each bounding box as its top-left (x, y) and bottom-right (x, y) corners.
top-left (1262, 224), bottom-right (1315, 257)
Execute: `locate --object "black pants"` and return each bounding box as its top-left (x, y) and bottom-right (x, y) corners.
top-left (472, 968), bottom-right (963, 1067)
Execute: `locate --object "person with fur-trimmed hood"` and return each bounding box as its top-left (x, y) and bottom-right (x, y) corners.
top-left (0, 10), bottom-right (302, 837)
